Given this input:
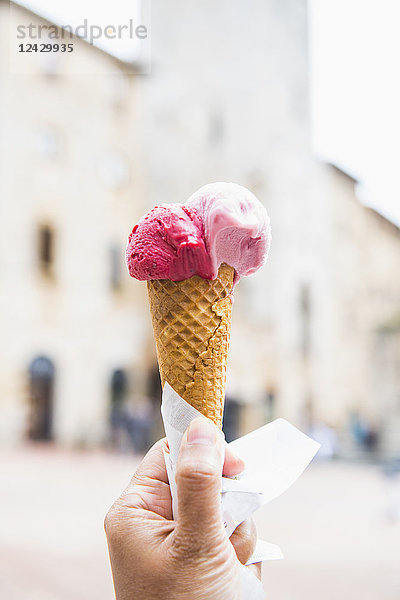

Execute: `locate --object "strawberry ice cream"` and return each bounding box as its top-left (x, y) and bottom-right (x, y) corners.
top-left (126, 182), bottom-right (271, 283)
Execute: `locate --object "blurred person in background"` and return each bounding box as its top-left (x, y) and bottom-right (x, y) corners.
top-left (147, 365), bottom-right (164, 442)
top-left (349, 412), bottom-right (380, 454)
top-left (109, 369), bottom-right (131, 452)
top-left (126, 394), bottom-right (154, 454)
top-left (308, 420), bottom-right (339, 460)
top-left (223, 394), bottom-right (242, 443)
top-left (383, 456), bottom-right (400, 523)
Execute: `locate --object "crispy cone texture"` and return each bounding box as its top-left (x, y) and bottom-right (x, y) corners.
top-left (147, 263), bottom-right (234, 428)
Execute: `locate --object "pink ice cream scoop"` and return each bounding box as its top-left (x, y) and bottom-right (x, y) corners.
top-left (126, 182), bottom-right (271, 283)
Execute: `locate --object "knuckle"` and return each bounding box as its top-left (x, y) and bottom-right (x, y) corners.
top-left (230, 519), bottom-right (257, 564)
top-left (104, 502), bottom-right (125, 540)
top-left (175, 462), bottom-right (219, 490)
top-left (104, 507), bottom-right (116, 536)
top-left (170, 529), bottom-right (228, 564)
top-left (168, 535), bottom-right (190, 562)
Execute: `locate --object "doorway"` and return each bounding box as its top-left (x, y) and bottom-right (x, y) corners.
top-left (28, 356), bottom-right (55, 441)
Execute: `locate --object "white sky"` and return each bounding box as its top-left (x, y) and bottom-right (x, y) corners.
top-left (310, 0), bottom-right (400, 226)
top-left (14, 0), bottom-right (400, 226)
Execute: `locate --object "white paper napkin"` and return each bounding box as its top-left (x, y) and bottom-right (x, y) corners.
top-left (161, 383), bottom-right (320, 598)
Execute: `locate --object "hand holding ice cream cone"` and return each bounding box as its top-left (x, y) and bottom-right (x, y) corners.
top-left (105, 418), bottom-right (261, 600)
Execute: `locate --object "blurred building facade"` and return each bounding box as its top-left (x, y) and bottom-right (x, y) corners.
top-left (133, 0), bottom-right (400, 452)
top-left (0, 1), bottom-right (155, 446)
top-left (1, 0), bottom-right (400, 454)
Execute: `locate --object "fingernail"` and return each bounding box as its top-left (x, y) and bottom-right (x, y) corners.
top-left (187, 417), bottom-right (216, 446)
top-left (230, 447), bottom-right (245, 467)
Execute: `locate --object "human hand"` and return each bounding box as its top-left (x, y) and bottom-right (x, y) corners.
top-left (105, 417), bottom-right (262, 600)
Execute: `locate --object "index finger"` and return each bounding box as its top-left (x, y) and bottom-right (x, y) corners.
top-left (131, 438), bottom-right (170, 486)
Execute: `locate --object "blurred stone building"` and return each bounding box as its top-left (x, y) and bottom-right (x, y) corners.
top-left (1, 0), bottom-right (400, 454)
top-left (133, 0), bottom-right (400, 452)
top-left (0, 1), bottom-right (154, 446)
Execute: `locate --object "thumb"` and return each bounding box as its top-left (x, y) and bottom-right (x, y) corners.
top-left (175, 417), bottom-right (225, 543)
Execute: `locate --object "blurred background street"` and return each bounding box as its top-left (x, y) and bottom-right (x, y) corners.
top-left (1, 0), bottom-right (400, 597)
top-left (1, 446), bottom-right (400, 600)
top-left (2, 0), bottom-right (400, 453)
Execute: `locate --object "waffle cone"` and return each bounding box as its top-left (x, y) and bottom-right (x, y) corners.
top-left (147, 263), bottom-right (234, 428)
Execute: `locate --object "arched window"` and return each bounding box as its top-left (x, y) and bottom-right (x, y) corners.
top-left (28, 356), bottom-right (55, 441)
top-left (38, 224), bottom-right (55, 276)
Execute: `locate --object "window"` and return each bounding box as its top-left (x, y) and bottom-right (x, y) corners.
top-left (38, 225), bottom-right (55, 276)
top-left (264, 389), bottom-right (276, 422)
top-left (110, 244), bottom-right (122, 290)
top-left (299, 284), bottom-right (311, 357)
top-left (208, 109), bottom-right (224, 145)
top-left (99, 151), bottom-right (130, 189)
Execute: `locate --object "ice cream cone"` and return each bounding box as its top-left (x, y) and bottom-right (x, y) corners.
top-left (147, 263), bottom-right (234, 428)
